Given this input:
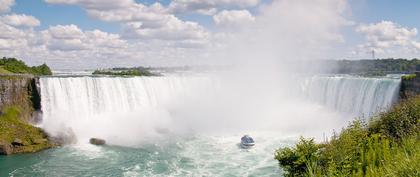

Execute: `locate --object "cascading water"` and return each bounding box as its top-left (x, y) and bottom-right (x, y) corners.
top-left (39, 76), bottom-right (218, 145)
top-left (301, 75), bottom-right (401, 118)
top-left (38, 75), bottom-right (402, 144)
top-left (30, 74), bottom-right (402, 176)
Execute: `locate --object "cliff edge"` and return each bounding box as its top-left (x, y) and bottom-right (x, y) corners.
top-left (0, 75), bottom-right (55, 155)
top-left (401, 72), bottom-right (420, 99)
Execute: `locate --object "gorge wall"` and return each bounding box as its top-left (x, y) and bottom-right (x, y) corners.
top-left (0, 75), bottom-right (39, 121)
top-left (0, 75), bottom-right (53, 155)
top-left (401, 72), bottom-right (420, 98)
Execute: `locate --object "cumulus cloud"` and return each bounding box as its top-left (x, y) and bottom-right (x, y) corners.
top-left (0, 0), bottom-right (15, 13)
top-left (168, 0), bottom-right (261, 14)
top-left (0, 20), bottom-right (136, 68)
top-left (213, 10), bottom-right (255, 28)
top-left (43, 24), bottom-right (128, 51)
top-left (48, 24), bottom-right (84, 39)
top-left (0, 14), bottom-right (40, 27)
top-left (0, 22), bottom-right (26, 39)
top-left (1, 0), bottom-right (355, 69)
top-left (122, 15), bottom-right (209, 41)
top-left (44, 0), bottom-right (135, 10)
top-left (86, 3), bottom-right (166, 22)
top-left (45, 0), bottom-right (209, 43)
top-left (356, 21), bottom-right (420, 54)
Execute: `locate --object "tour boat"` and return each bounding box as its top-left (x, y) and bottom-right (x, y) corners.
top-left (240, 135), bottom-right (255, 148)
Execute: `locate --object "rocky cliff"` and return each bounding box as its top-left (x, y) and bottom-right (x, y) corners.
top-left (0, 75), bottom-right (39, 121)
top-left (0, 75), bottom-right (54, 155)
top-left (401, 72), bottom-right (420, 98)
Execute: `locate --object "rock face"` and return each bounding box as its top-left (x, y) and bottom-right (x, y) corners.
top-left (0, 75), bottom-right (39, 122)
top-left (0, 142), bottom-right (12, 155)
top-left (89, 138), bottom-right (106, 145)
top-left (0, 75), bottom-right (55, 155)
top-left (401, 72), bottom-right (420, 98)
top-left (12, 138), bottom-right (24, 146)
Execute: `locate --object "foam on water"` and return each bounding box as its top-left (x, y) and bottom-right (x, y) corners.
top-left (4, 132), bottom-right (288, 177)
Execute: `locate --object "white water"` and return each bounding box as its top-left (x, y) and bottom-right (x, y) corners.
top-left (36, 75), bottom-right (401, 176)
top-left (302, 75), bottom-right (401, 118)
top-left (38, 75), bottom-right (401, 144)
top-left (39, 76), bottom-right (220, 145)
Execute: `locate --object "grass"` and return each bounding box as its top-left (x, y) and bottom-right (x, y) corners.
top-left (0, 66), bottom-right (13, 74)
top-left (0, 106), bottom-right (54, 154)
top-left (275, 96), bottom-right (420, 177)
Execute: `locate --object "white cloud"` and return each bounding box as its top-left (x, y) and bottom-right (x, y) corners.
top-left (85, 29), bottom-right (126, 48)
top-left (0, 0), bottom-right (15, 13)
top-left (122, 15), bottom-right (209, 41)
top-left (0, 18), bottom-right (36, 54)
top-left (45, 0), bottom-right (209, 43)
top-left (2, 0), bottom-right (355, 68)
top-left (213, 10), bottom-right (255, 28)
top-left (0, 21), bottom-right (26, 39)
top-left (356, 21), bottom-right (420, 54)
top-left (43, 24), bottom-right (128, 51)
top-left (168, 0), bottom-right (261, 14)
top-left (86, 3), bottom-right (167, 22)
top-left (44, 0), bottom-right (135, 10)
top-left (48, 24), bottom-right (84, 39)
top-left (0, 14), bottom-right (40, 27)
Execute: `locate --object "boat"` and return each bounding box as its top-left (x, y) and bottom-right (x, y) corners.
top-left (240, 135), bottom-right (255, 148)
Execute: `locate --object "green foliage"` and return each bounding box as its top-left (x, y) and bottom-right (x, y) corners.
top-left (369, 96), bottom-right (420, 141)
top-left (0, 57), bottom-right (52, 75)
top-left (401, 74), bottom-right (417, 80)
top-left (321, 120), bottom-right (369, 176)
top-left (30, 64), bottom-right (52, 75)
top-left (0, 66), bottom-right (12, 74)
top-left (275, 137), bottom-right (320, 177)
top-left (0, 106), bottom-right (54, 153)
top-left (275, 96), bottom-right (420, 177)
top-left (335, 59), bottom-right (420, 76)
top-left (93, 67), bottom-right (159, 76)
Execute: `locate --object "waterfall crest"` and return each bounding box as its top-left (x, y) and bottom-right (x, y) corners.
top-left (38, 75), bottom-right (401, 145)
top-left (302, 75), bottom-right (401, 118)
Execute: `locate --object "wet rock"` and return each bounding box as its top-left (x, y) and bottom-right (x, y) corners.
top-left (12, 138), bottom-right (24, 146)
top-left (0, 142), bottom-right (12, 155)
top-left (89, 138), bottom-right (106, 145)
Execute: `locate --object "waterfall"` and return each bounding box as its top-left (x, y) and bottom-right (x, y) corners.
top-left (38, 75), bottom-right (401, 145)
top-left (38, 76), bottom-right (217, 145)
top-left (39, 76), bottom-right (215, 121)
top-left (302, 75), bottom-right (401, 118)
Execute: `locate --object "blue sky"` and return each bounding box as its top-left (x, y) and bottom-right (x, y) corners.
top-left (10, 0), bottom-right (420, 33)
top-left (1, 0), bottom-right (419, 69)
top-left (351, 0), bottom-right (420, 29)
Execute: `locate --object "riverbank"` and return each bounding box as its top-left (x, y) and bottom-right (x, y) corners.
top-left (275, 91), bottom-right (420, 176)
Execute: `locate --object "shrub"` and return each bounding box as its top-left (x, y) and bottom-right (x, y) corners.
top-left (0, 57), bottom-right (52, 75)
top-left (401, 74), bottom-right (416, 80)
top-left (369, 96), bottom-right (420, 141)
top-left (275, 96), bottom-right (420, 176)
top-left (274, 137), bottom-right (320, 177)
top-left (92, 68), bottom-right (158, 76)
